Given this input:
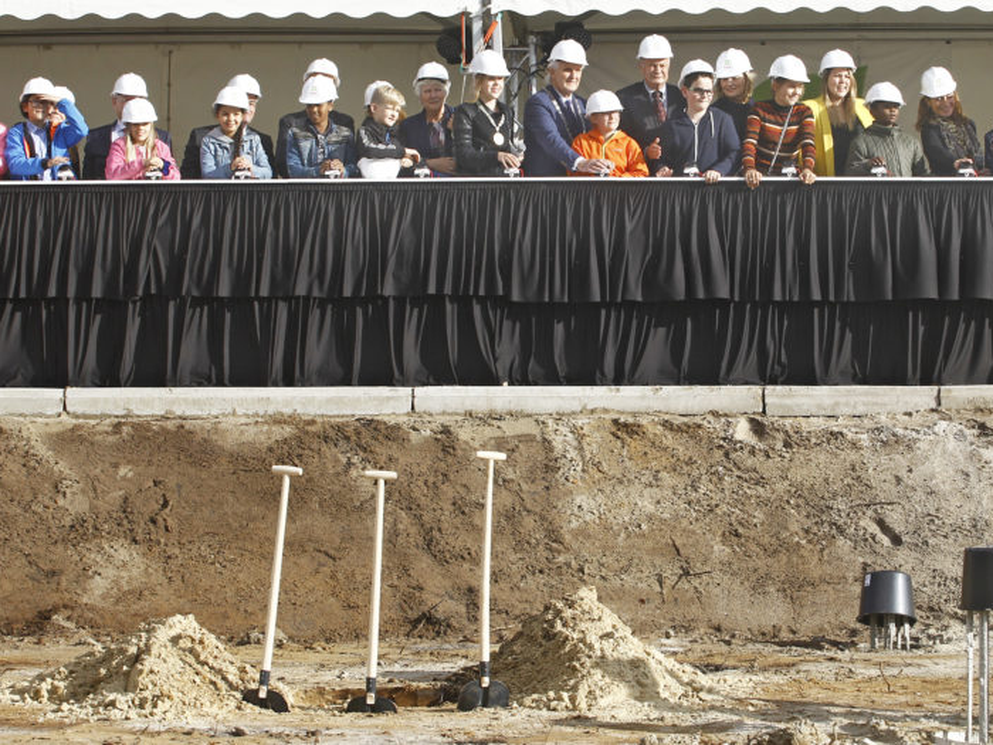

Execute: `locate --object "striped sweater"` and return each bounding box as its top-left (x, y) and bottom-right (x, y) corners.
top-left (741, 100), bottom-right (816, 175)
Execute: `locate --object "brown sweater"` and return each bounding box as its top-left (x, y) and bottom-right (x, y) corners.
top-left (741, 100), bottom-right (816, 175)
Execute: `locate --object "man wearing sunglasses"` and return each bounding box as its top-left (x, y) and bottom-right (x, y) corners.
top-left (6, 77), bottom-right (88, 181)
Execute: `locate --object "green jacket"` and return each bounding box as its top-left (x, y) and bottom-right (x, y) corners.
top-left (844, 123), bottom-right (930, 177)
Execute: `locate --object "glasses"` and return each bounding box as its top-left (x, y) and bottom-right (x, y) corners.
top-left (689, 88), bottom-right (714, 97)
top-left (931, 94), bottom-right (955, 103)
top-left (26, 99), bottom-right (55, 110)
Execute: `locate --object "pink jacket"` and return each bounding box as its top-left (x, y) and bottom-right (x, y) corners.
top-left (0, 122), bottom-right (8, 178)
top-left (105, 136), bottom-right (180, 180)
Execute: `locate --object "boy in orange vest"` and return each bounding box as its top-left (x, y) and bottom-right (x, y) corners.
top-left (570, 90), bottom-right (648, 177)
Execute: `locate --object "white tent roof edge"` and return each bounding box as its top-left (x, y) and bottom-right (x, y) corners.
top-left (0, 0), bottom-right (476, 21)
top-left (491, 0), bottom-right (993, 13)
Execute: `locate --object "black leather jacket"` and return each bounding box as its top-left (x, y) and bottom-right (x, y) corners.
top-left (453, 100), bottom-right (515, 176)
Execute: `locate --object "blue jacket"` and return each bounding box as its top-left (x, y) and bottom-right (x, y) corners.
top-left (523, 86), bottom-right (587, 177)
top-left (277, 109), bottom-right (354, 178)
top-left (659, 106), bottom-right (741, 176)
top-left (6, 99), bottom-right (88, 180)
top-left (285, 119), bottom-right (357, 178)
top-left (200, 126), bottom-right (272, 180)
top-left (398, 106), bottom-right (454, 161)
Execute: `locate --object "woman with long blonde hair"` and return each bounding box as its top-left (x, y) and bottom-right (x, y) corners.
top-left (803, 49), bottom-right (872, 176)
top-left (453, 50), bottom-right (521, 176)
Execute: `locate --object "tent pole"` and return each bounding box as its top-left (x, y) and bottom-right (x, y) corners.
top-left (471, 3), bottom-right (484, 57)
top-left (491, 12), bottom-right (503, 54)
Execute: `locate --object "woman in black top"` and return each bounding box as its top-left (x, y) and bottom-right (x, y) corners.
top-left (454, 49), bottom-right (521, 176)
top-left (917, 66), bottom-right (984, 175)
top-left (712, 47), bottom-right (755, 143)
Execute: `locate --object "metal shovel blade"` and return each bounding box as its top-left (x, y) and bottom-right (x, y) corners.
top-left (457, 679), bottom-right (510, 711)
top-left (242, 687), bottom-right (290, 713)
top-left (346, 695), bottom-right (397, 713)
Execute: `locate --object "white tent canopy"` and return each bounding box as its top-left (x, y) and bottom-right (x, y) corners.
top-left (0, 0), bottom-right (470, 20)
top-left (493, 0), bottom-right (993, 13)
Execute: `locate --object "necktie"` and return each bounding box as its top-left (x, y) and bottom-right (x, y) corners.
top-left (429, 122), bottom-right (445, 154)
top-left (653, 90), bottom-right (666, 124)
top-left (570, 99), bottom-right (583, 133)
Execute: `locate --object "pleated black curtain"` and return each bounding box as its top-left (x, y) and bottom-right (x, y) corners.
top-left (1, 180), bottom-right (992, 386)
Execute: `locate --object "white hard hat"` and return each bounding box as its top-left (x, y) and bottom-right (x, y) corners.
top-left (226, 73), bottom-right (262, 99)
top-left (468, 49), bottom-right (511, 77)
top-left (213, 86), bottom-right (250, 110)
top-left (585, 89), bottom-right (624, 116)
top-left (768, 55), bottom-right (810, 83)
top-left (358, 157), bottom-right (402, 179)
top-left (636, 34), bottom-right (673, 60)
top-left (864, 81), bottom-right (905, 107)
top-left (304, 58), bottom-right (340, 85)
top-left (299, 76), bottom-right (338, 104)
top-left (20, 77), bottom-right (55, 100)
top-left (819, 49), bottom-right (856, 75)
top-left (121, 98), bottom-right (158, 123)
top-left (112, 72), bottom-right (148, 97)
top-left (548, 39), bottom-right (588, 67)
top-left (678, 59), bottom-right (715, 87)
top-left (52, 85), bottom-right (75, 104)
top-left (413, 61), bottom-right (450, 88)
top-left (920, 66), bottom-right (956, 98)
top-left (363, 80), bottom-right (393, 107)
top-left (714, 48), bottom-right (752, 79)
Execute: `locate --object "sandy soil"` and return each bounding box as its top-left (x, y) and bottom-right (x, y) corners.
top-left (0, 409), bottom-right (990, 741)
top-left (0, 632), bottom-right (971, 743)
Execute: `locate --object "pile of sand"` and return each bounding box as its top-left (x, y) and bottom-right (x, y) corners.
top-left (492, 586), bottom-right (707, 713)
top-left (8, 614), bottom-right (262, 720)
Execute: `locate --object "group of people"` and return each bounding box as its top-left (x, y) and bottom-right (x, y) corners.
top-left (0, 35), bottom-right (986, 184)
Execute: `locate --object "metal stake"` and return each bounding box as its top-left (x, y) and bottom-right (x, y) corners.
top-left (968, 612), bottom-right (975, 744)
top-left (981, 611), bottom-right (989, 745)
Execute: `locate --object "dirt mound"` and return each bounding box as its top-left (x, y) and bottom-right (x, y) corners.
top-left (492, 586), bottom-right (705, 713)
top-left (8, 614), bottom-right (259, 720)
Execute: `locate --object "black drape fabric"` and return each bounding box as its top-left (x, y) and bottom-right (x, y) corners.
top-left (2, 180), bottom-right (993, 387)
top-left (4, 297), bottom-right (993, 387)
top-left (2, 180), bottom-right (993, 303)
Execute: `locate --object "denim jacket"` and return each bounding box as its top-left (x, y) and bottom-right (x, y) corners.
top-left (200, 126), bottom-right (272, 180)
top-left (285, 119), bottom-right (357, 178)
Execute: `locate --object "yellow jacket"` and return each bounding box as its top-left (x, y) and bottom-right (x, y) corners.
top-left (803, 94), bottom-right (874, 176)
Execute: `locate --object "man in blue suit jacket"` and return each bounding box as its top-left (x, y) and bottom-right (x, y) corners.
top-left (83, 73), bottom-right (171, 180)
top-left (616, 34), bottom-right (685, 175)
top-left (523, 40), bottom-right (611, 177)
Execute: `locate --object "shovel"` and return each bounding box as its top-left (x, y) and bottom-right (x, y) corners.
top-left (458, 450), bottom-right (510, 711)
top-left (347, 470), bottom-right (398, 714)
top-left (243, 464), bottom-right (302, 713)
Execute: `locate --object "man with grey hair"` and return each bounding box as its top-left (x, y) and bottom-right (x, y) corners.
top-left (523, 39), bottom-right (611, 176)
top-left (616, 34), bottom-right (685, 174)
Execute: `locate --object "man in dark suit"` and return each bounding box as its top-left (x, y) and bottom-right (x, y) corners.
top-left (82, 73), bottom-right (172, 180)
top-left (179, 73), bottom-right (275, 180)
top-left (275, 58), bottom-right (355, 178)
top-left (523, 39), bottom-right (610, 177)
top-left (616, 34), bottom-right (685, 175)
